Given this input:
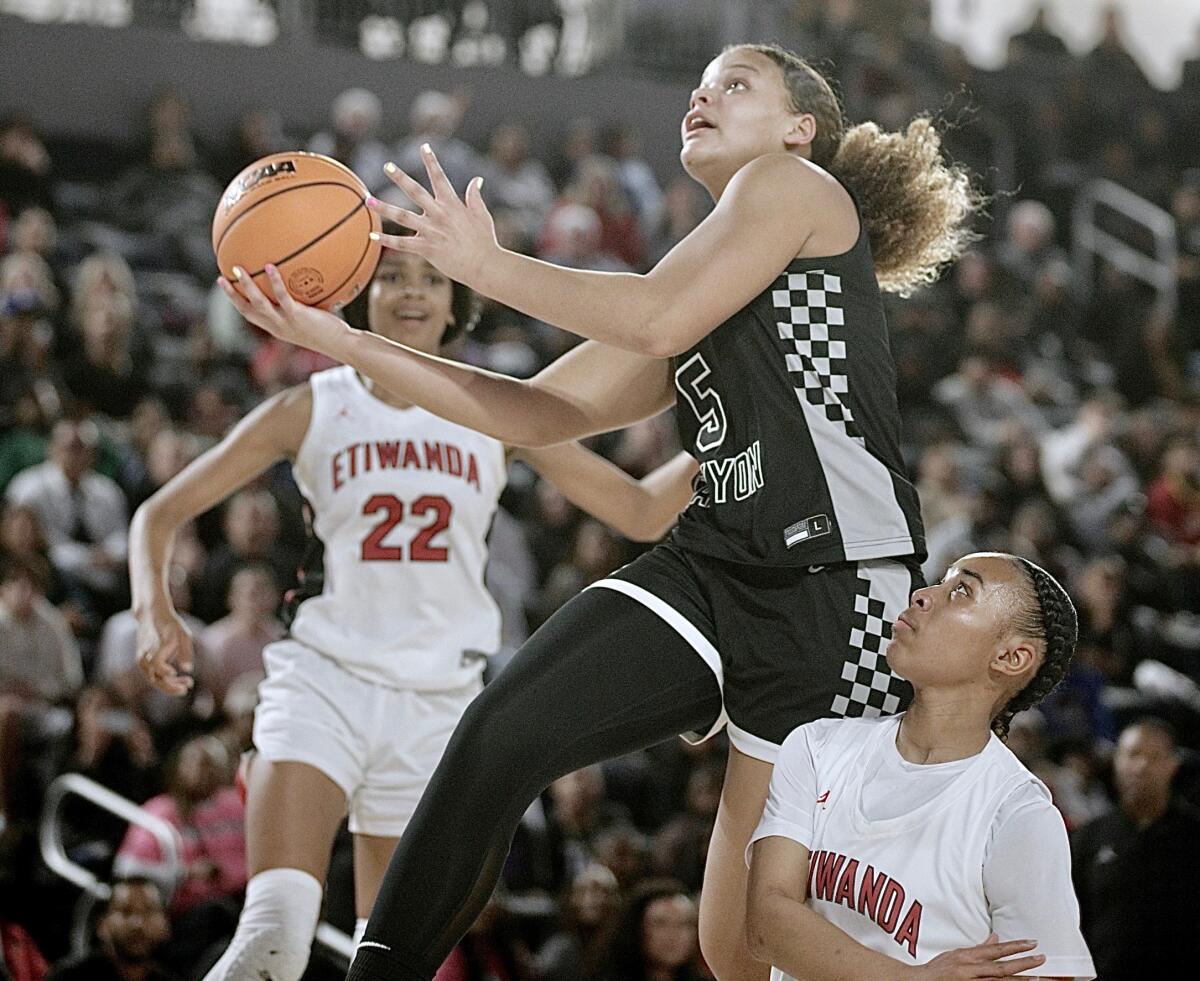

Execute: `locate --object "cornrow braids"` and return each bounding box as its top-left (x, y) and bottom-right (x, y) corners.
top-left (991, 558), bottom-right (1079, 741)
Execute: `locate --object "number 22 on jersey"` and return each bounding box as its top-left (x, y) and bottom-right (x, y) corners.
top-left (361, 493), bottom-right (452, 562)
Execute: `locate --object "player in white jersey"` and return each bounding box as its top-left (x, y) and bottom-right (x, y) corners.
top-left (746, 552), bottom-right (1096, 980)
top-left (129, 239), bottom-right (698, 981)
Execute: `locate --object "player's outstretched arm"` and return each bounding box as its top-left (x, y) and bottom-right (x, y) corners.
top-left (129, 385), bottom-right (311, 696)
top-left (371, 146), bottom-right (828, 357)
top-left (517, 446), bottom-right (698, 542)
top-left (746, 836), bottom-right (1048, 981)
top-left (217, 266), bottom-right (676, 446)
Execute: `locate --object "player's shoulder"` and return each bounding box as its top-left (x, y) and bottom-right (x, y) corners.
top-left (781, 714), bottom-right (890, 762)
top-left (726, 153), bottom-right (852, 220)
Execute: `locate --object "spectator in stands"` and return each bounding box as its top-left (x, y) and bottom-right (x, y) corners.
top-left (0, 249), bottom-right (59, 318)
top-left (933, 353), bottom-right (1046, 450)
top-left (585, 879), bottom-right (706, 981)
top-left (533, 519), bottom-right (625, 628)
top-left (108, 120), bottom-right (222, 278)
top-left (0, 501), bottom-right (94, 633)
top-left (549, 156), bottom-right (645, 269)
top-left (1145, 435), bottom-right (1200, 545)
top-left (114, 735), bottom-right (247, 919)
top-left (0, 555), bottom-right (82, 703)
top-left (216, 109), bottom-right (289, 184)
top-left (0, 113), bottom-right (52, 214)
top-left (46, 876), bottom-right (177, 981)
top-left (0, 917), bottom-right (48, 981)
top-left (436, 893), bottom-right (529, 981)
top-left (123, 425), bottom-right (201, 514)
top-left (56, 685), bottom-right (159, 868)
top-left (651, 762), bottom-right (722, 893)
top-left (6, 419), bottom-right (128, 613)
top-left (646, 177), bottom-right (707, 266)
top-left (192, 488), bottom-right (286, 622)
top-left (1072, 718), bottom-right (1200, 978)
top-left (482, 122), bottom-right (556, 245)
top-left (1064, 443), bottom-right (1141, 548)
top-left (394, 90), bottom-right (484, 195)
top-left (533, 863), bottom-right (619, 981)
top-left (61, 292), bottom-right (146, 419)
top-left (536, 203), bottom-right (629, 274)
top-left (197, 564), bottom-right (282, 709)
top-left (997, 199), bottom-right (1065, 288)
top-left (308, 88), bottom-right (391, 195)
top-left (541, 766), bottom-right (631, 894)
top-left (600, 124), bottom-right (663, 241)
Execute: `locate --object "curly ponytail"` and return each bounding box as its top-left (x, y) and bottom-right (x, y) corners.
top-left (991, 558), bottom-right (1079, 741)
top-left (732, 44), bottom-right (983, 297)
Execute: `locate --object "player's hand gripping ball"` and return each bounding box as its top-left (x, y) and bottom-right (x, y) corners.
top-left (213, 151), bottom-right (382, 310)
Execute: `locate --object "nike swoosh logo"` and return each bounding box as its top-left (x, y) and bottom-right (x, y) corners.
top-left (808, 565), bottom-right (826, 574)
top-left (356, 941), bottom-right (392, 952)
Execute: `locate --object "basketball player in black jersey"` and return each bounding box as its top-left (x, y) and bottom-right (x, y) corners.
top-left (221, 43), bottom-right (981, 981)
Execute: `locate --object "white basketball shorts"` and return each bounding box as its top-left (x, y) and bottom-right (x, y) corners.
top-left (252, 638), bottom-right (482, 837)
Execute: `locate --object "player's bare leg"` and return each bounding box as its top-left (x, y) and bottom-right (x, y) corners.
top-left (699, 746), bottom-right (773, 981)
top-left (203, 757), bottom-right (348, 981)
top-left (351, 833), bottom-right (401, 946)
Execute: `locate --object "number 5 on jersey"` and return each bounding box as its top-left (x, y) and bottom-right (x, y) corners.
top-left (361, 493), bottom-right (452, 561)
top-left (675, 352), bottom-right (727, 453)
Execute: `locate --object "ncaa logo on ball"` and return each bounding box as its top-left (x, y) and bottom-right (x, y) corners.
top-left (222, 159), bottom-right (297, 214)
top-left (288, 267), bottom-right (325, 299)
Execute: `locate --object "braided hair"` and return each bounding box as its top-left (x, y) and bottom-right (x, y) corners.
top-left (991, 558), bottom-right (1079, 741)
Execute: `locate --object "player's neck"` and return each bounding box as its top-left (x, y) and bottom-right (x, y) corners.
top-left (360, 373), bottom-right (414, 411)
top-left (896, 696), bottom-right (992, 764)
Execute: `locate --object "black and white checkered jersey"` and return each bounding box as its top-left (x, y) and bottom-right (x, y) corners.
top-left (670, 203), bottom-right (925, 568)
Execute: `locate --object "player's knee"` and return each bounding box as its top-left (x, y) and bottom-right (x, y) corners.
top-left (453, 684), bottom-right (541, 771)
top-left (203, 868), bottom-right (322, 981)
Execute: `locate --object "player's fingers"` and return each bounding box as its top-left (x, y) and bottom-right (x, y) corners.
top-left (231, 266), bottom-right (274, 314)
top-left (981, 954), bottom-right (1045, 977)
top-left (262, 264), bottom-right (293, 309)
top-left (464, 175), bottom-right (487, 214)
top-left (372, 231), bottom-right (425, 254)
top-left (175, 635), bottom-right (195, 675)
top-left (367, 201), bottom-right (426, 235)
top-left (977, 940), bottom-right (1038, 960)
top-left (421, 143), bottom-right (458, 202)
top-left (216, 276), bottom-right (256, 316)
top-left (376, 165), bottom-right (434, 212)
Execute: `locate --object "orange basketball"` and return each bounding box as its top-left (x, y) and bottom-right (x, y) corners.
top-left (212, 151), bottom-right (382, 310)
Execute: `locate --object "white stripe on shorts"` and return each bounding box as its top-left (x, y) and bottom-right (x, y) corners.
top-left (586, 578), bottom-right (728, 742)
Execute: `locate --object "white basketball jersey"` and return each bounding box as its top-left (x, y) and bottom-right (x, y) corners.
top-left (288, 366), bottom-right (507, 690)
top-left (756, 715), bottom-right (1095, 980)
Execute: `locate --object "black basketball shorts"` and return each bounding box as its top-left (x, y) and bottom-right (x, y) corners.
top-left (588, 539), bottom-right (925, 763)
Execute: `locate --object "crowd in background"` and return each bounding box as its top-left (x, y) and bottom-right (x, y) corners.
top-left (2, 2), bottom-right (1200, 979)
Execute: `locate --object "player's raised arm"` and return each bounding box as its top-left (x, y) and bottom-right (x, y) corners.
top-left (371, 147), bottom-right (822, 357)
top-left (129, 385), bottom-right (311, 695)
top-left (516, 446), bottom-right (698, 542)
top-left (746, 836), bottom-right (1048, 980)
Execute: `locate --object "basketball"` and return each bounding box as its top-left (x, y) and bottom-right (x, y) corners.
top-left (212, 151), bottom-right (382, 310)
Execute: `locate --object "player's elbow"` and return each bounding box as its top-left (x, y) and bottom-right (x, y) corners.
top-left (639, 309), bottom-right (697, 359)
top-left (744, 885), bottom-right (795, 964)
top-left (744, 908), bottom-right (776, 964)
